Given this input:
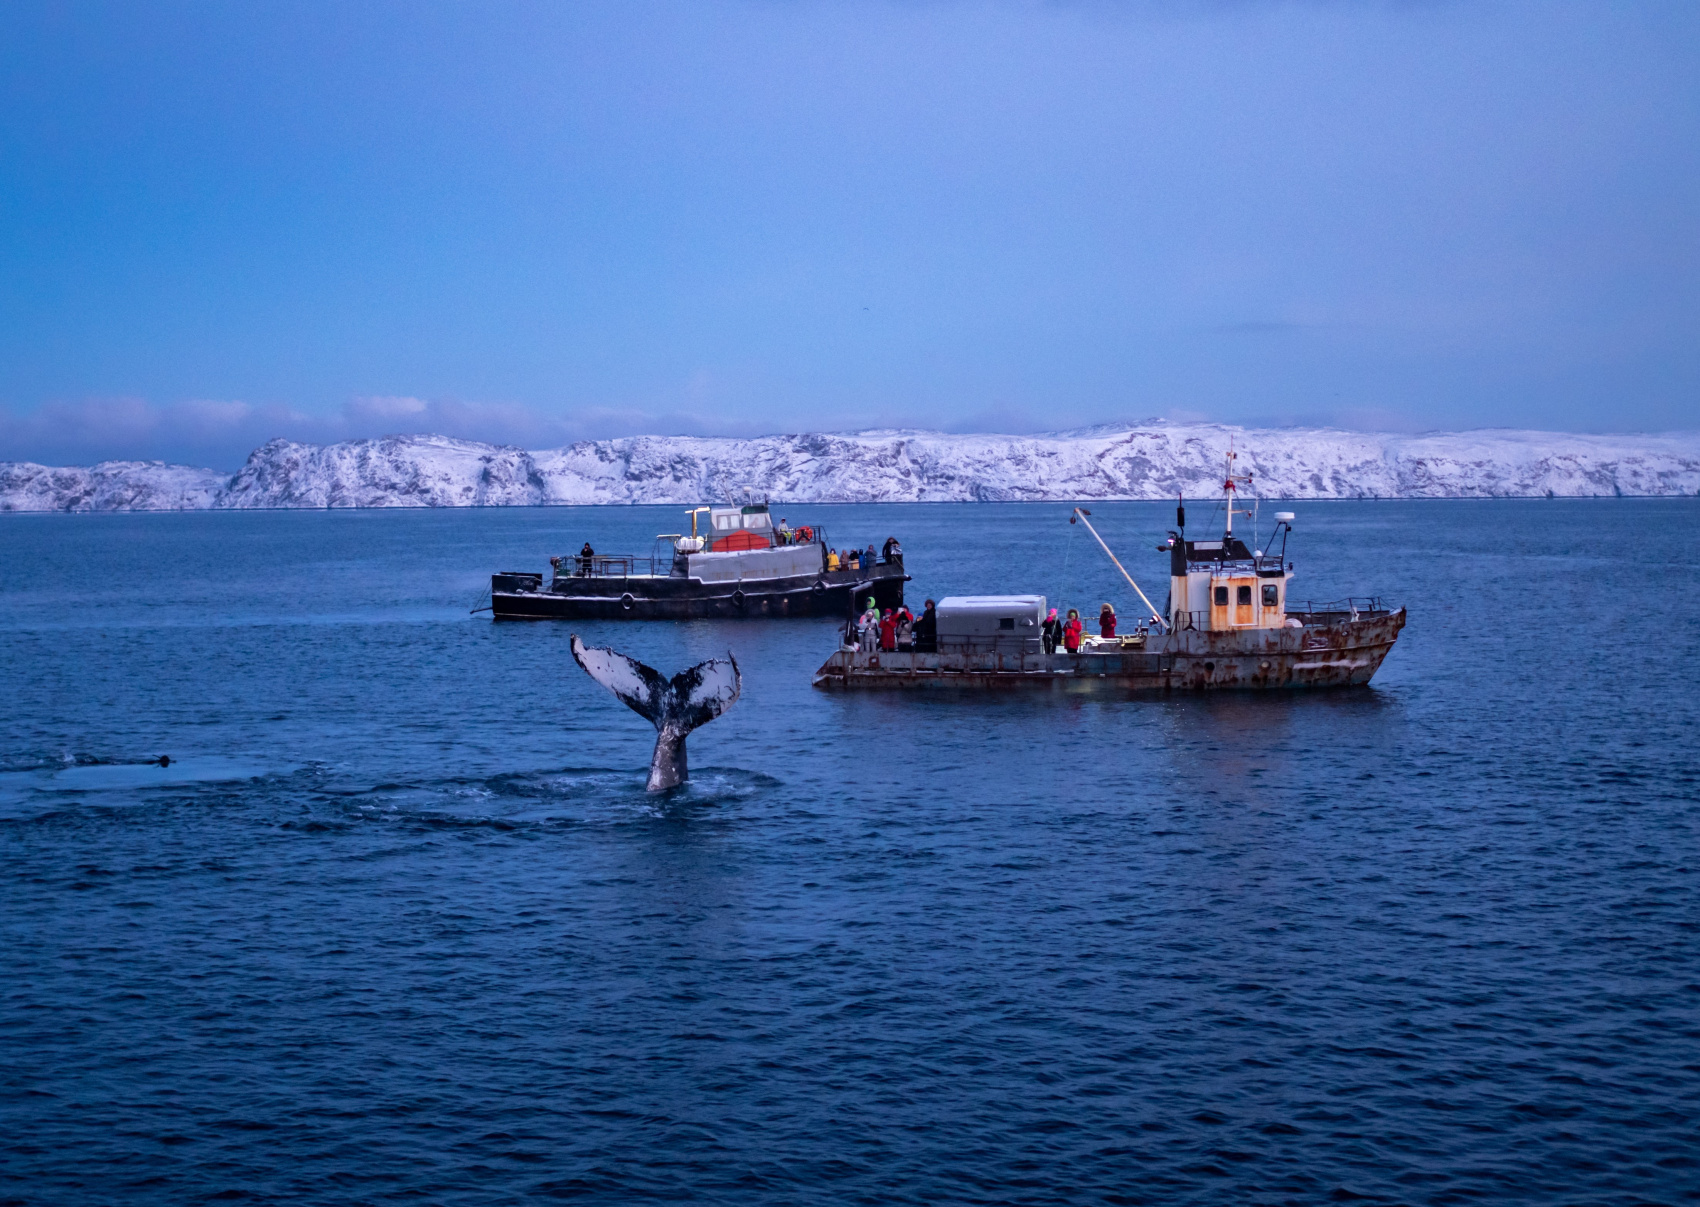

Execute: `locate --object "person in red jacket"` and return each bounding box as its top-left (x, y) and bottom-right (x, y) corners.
top-left (879, 609), bottom-right (898, 652)
top-left (1099, 602), bottom-right (1117, 638)
top-left (1062, 608), bottom-right (1084, 653)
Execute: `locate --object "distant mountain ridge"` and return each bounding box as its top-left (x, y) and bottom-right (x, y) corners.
top-left (4, 425), bottom-right (1699, 511)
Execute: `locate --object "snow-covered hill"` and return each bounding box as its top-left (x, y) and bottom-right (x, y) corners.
top-left (4, 425), bottom-right (1698, 511)
top-left (0, 459), bottom-right (227, 512)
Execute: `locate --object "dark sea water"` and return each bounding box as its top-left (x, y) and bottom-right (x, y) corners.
top-left (2, 499), bottom-right (1697, 1206)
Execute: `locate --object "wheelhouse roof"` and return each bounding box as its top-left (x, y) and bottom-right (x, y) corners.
top-left (1184, 537), bottom-right (1255, 563)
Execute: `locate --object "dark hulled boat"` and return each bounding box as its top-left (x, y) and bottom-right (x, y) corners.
top-left (491, 503), bottom-right (909, 620)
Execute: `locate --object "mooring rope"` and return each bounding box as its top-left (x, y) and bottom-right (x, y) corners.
top-left (1054, 512), bottom-right (1077, 618)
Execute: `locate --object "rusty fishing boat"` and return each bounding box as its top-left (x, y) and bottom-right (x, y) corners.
top-left (813, 449), bottom-right (1405, 690)
top-left (491, 502), bottom-right (909, 620)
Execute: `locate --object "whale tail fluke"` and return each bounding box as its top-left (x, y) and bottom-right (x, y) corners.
top-left (571, 635), bottom-right (742, 792)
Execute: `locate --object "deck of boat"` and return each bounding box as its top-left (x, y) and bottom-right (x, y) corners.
top-left (494, 560), bottom-right (908, 620)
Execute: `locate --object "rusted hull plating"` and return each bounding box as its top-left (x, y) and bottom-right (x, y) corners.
top-left (812, 609), bottom-right (1406, 691)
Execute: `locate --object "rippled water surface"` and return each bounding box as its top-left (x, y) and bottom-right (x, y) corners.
top-left (3, 500), bottom-right (1697, 1205)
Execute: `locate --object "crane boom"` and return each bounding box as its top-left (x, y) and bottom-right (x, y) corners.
top-left (1070, 508), bottom-right (1168, 632)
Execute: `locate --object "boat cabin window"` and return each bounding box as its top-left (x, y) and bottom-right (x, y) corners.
top-left (1237, 585), bottom-right (1252, 606)
top-left (999, 617), bottom-right (1015, 630)
top-left (1262, 584), bottom-right (1279, 607)
top-left (714, 511), bottom-right (771, 531)
top-left (1213, 586), bottom-right (1229, 606)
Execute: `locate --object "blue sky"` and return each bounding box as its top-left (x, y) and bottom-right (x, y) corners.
top-left (2, 0), bottom-right (1697, 467)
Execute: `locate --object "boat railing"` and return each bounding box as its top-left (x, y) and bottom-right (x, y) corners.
top-left (551, 554), bottom-right (660, 579)
top-left (1170, 598), bottom-right (1390, 630)
top-left (1287, 596), bottom-right (1389, 622)
top-left (551, 529), bottom-right (855, 576)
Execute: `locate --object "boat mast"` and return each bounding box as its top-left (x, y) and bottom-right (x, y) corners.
top-left (1222, 441), bottom-right (1253, 538)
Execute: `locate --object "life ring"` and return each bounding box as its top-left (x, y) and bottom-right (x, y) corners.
top-left (620, 593), bottom-right (635, 611)
top-left (732, 589), bottom-right (746, 609)
top-left (797, 526), bottom-right (813, 543)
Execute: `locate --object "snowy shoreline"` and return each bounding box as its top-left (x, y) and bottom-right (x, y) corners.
top-left (4, 424), bottom-right (1698, 512)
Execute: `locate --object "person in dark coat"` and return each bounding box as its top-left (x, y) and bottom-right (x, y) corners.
top-left (578, 542), bottom-right (595, 575)
top-left (1042, 607), bottom-right (1062, 654)
top-left (882, 536), bottom-right (903, 563)
top-left (1099, 602), bottom-right (1117, 638)
top-left (913, 599), bottom-right (938, 653)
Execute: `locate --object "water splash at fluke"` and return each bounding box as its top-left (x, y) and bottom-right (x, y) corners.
top-left (570, 635), bottom-right (742, 792)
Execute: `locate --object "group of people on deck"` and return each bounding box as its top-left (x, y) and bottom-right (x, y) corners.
top-left (848, 598), bottom-right (1124, 656)
top-left (826, 537), bottom-right (902, 574)
top-left (1040, 602), bottom-right (1117, 653)
top-left (850, 597), bottom-right (936, 653)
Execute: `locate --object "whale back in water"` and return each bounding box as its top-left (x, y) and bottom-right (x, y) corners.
top-left (570, 635), bottom-right (742, 792)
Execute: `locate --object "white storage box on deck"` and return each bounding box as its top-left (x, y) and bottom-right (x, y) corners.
top-left (936, 595), bottom-right (1047, 653)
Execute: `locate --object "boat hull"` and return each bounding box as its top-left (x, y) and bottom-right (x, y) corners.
top-left (494, 564), bottom-right (908, 621)
top-left (813, 608), bottom-right (1406, 690)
